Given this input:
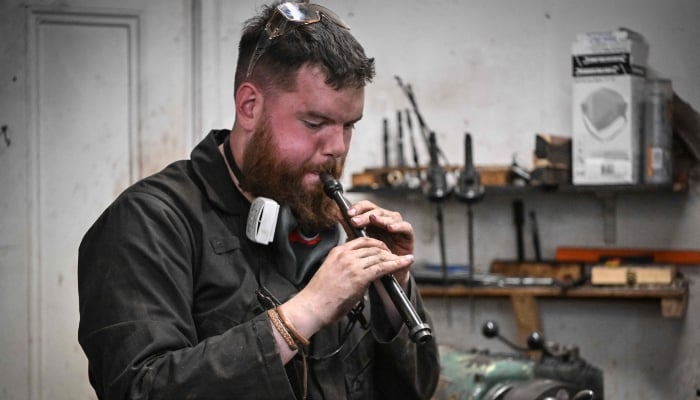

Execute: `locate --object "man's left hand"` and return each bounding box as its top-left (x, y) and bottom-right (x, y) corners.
top-left (346, 200), bottom-right (414, 285)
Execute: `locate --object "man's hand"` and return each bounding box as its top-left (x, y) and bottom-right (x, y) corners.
top-left (346, 200), bottom-right (414, 254)
top-left (278, 201), bottom-right (416, 355)
top-left (345, 200), bottom-right (414, 285)
top-left (284, 237), bottom-right (414, 332)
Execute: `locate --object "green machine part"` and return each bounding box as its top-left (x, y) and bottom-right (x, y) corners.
top-left (433, 345), bottom-right (535, 400)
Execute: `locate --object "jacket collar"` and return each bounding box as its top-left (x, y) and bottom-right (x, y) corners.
top-left (190, 129), bottom-right (248, 215)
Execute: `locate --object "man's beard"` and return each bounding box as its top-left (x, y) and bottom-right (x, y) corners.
top-left (238, 119), bottom-right (343, 233)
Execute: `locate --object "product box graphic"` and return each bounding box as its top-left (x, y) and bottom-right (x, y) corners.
top-left (571, 28), bottom-right (648, 184)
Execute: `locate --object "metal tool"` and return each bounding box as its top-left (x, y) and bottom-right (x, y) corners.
top-left (405, 109), bottom-right (420, 168)
top-left (421, 131), bottom-right (453, 324)
top-left (382, 118), bottom-right (389, 168)
top-left (396, 110), bottom-right (405, 167)
top-left (395, 76), bottom-right (450, 166)
top-left (529, 210), bottom-right (542, 262)
top-left (454, 133), bottom-right (485, 329)
top-left (513, 199), bottom-right (525, 262)
top-left (454, 132), bottom-right (486, 281)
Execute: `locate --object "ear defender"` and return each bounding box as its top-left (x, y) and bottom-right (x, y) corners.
top-left (246, 197), bottom-right (280, 245)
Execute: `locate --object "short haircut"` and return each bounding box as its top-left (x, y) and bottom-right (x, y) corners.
top-left (235, 1), bottom-right (375, 95)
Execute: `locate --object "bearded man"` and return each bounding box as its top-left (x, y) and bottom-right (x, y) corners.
top-left (78, 2), bottom-right (439, 399)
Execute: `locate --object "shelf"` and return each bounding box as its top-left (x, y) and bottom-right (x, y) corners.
top-left (419, 281), bottom-right (687, 311)
top-left (349, 182), bottom-right (687, 195)
top-left (419, 279), bottom-right (689, 345)
top-left (349, 182), bottom-right (688, 244)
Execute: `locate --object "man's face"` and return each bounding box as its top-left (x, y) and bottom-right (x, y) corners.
top-left (240, 64), bottom-right (365, 233)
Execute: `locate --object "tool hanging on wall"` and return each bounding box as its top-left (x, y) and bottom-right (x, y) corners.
top-left (403, 108), bottom-right (422, 188)
top-left (380, 115), bottom-right (407, 188)
top-left (454, 132), bottom-right (485, 280)
top-left (405, 109), bottom-right (420, 169)
top-left (513, 199), bottom-right (544, 263)
top-left (395, 76), bottom-right (463, 325)
top-left (382, 118), bottom-right (389, 168)
top-left (396, 110), bottom-right (406, 168)
top-left (423, 131), bottom-right (450, 201)
top-left (423, 130), bottom-right (453, 325)
top-left (395, 76), bottom-right (450, 166)
top-left (513, 199), bottom-right (526, 262)
top-left (454, 132), bottom-right (485, 330)
top-left (454, 133), bottom-right (485, 200)
top-left (529, 210), bottom-right (542, 262)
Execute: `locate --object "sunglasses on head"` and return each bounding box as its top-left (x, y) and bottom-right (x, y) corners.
top-left (245, 1), bottom-right (351, 78)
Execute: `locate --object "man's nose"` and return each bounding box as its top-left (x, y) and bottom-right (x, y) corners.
top-left (322, 124), bottom-right (348, 158)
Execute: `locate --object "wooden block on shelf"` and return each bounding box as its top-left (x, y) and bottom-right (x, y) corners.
top-left (590, 267), bottom-right (628, 285)
top-left (351, 171), bottom-right (381, 188)
top-left (590, 265), bottom-right (677, 285)
top-left (635, 266), bottom-right (677, 284)
top-left (477, 166), bottom-right (510, 186)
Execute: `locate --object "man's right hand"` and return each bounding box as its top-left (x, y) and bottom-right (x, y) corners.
top-left (278, 237), bottom-right (414, 347)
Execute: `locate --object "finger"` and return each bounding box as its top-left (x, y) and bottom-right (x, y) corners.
top-left (350, 210), bottom-right (399, 234)
top-left (344, 236), bottom-right (390, 251)
top-left (346, 200), bottom-right (378, 217)
top-left (369, 214), bottom-right (412, 234)
top-left (347, 201), bottom-right (396, 224)
top-left (331, 241), bottom-right (389, 270)
top-left (364, 254), bottom-right (414, 276)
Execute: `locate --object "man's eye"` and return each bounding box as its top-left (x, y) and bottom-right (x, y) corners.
top-left (303, 120), bottom-right (323, 129)
top-left (344, 123), bottom-right (356, 131)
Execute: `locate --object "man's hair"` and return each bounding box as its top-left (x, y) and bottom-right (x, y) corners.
top-left (235, 1), bottom-right (375, 94)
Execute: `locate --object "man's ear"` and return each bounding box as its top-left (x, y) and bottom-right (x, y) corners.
top-left (235, 83), bottom-right (264, 131)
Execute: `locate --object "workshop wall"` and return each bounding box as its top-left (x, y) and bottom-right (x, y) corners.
top-left (347, 0), bottom-right (700, 398)
top-left (348, 1), bottom-right (700, 398)
top-left (201, 1), bottom-right (700, 398)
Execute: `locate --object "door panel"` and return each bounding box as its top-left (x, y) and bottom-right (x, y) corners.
top-left (32, 11), bottom-right (138, 397)
top-left (0, 1), bottom-right (192, 398)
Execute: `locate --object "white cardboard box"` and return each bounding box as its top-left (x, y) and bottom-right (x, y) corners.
top-left (572, 28), bottom-right (648, 184)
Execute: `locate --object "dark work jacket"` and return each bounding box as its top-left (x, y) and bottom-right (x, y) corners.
top-left (77, 129), bottom-right (439, 400)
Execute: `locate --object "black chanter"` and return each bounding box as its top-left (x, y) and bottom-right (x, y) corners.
top-left (319, 172), bottom-right (432, 344)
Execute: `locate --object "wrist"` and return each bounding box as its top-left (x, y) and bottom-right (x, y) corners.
top-left (279, 295), bottom-right (324, 340)
top-left (276, 305), bottom-right (310, 349)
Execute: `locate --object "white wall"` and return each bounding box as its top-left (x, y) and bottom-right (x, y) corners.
top-left (206, 0), bottom-right (700, 176)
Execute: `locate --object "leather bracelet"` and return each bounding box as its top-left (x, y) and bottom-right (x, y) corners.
top-left (276, 306), bottom-right (310, 349)
top-left (268, 307), bottom-right (309, 399)
top-left (267, 309), bottom-right (298, 351)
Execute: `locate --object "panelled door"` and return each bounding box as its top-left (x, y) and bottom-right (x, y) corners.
top-left (0, 1), bottom-right (193, 398)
